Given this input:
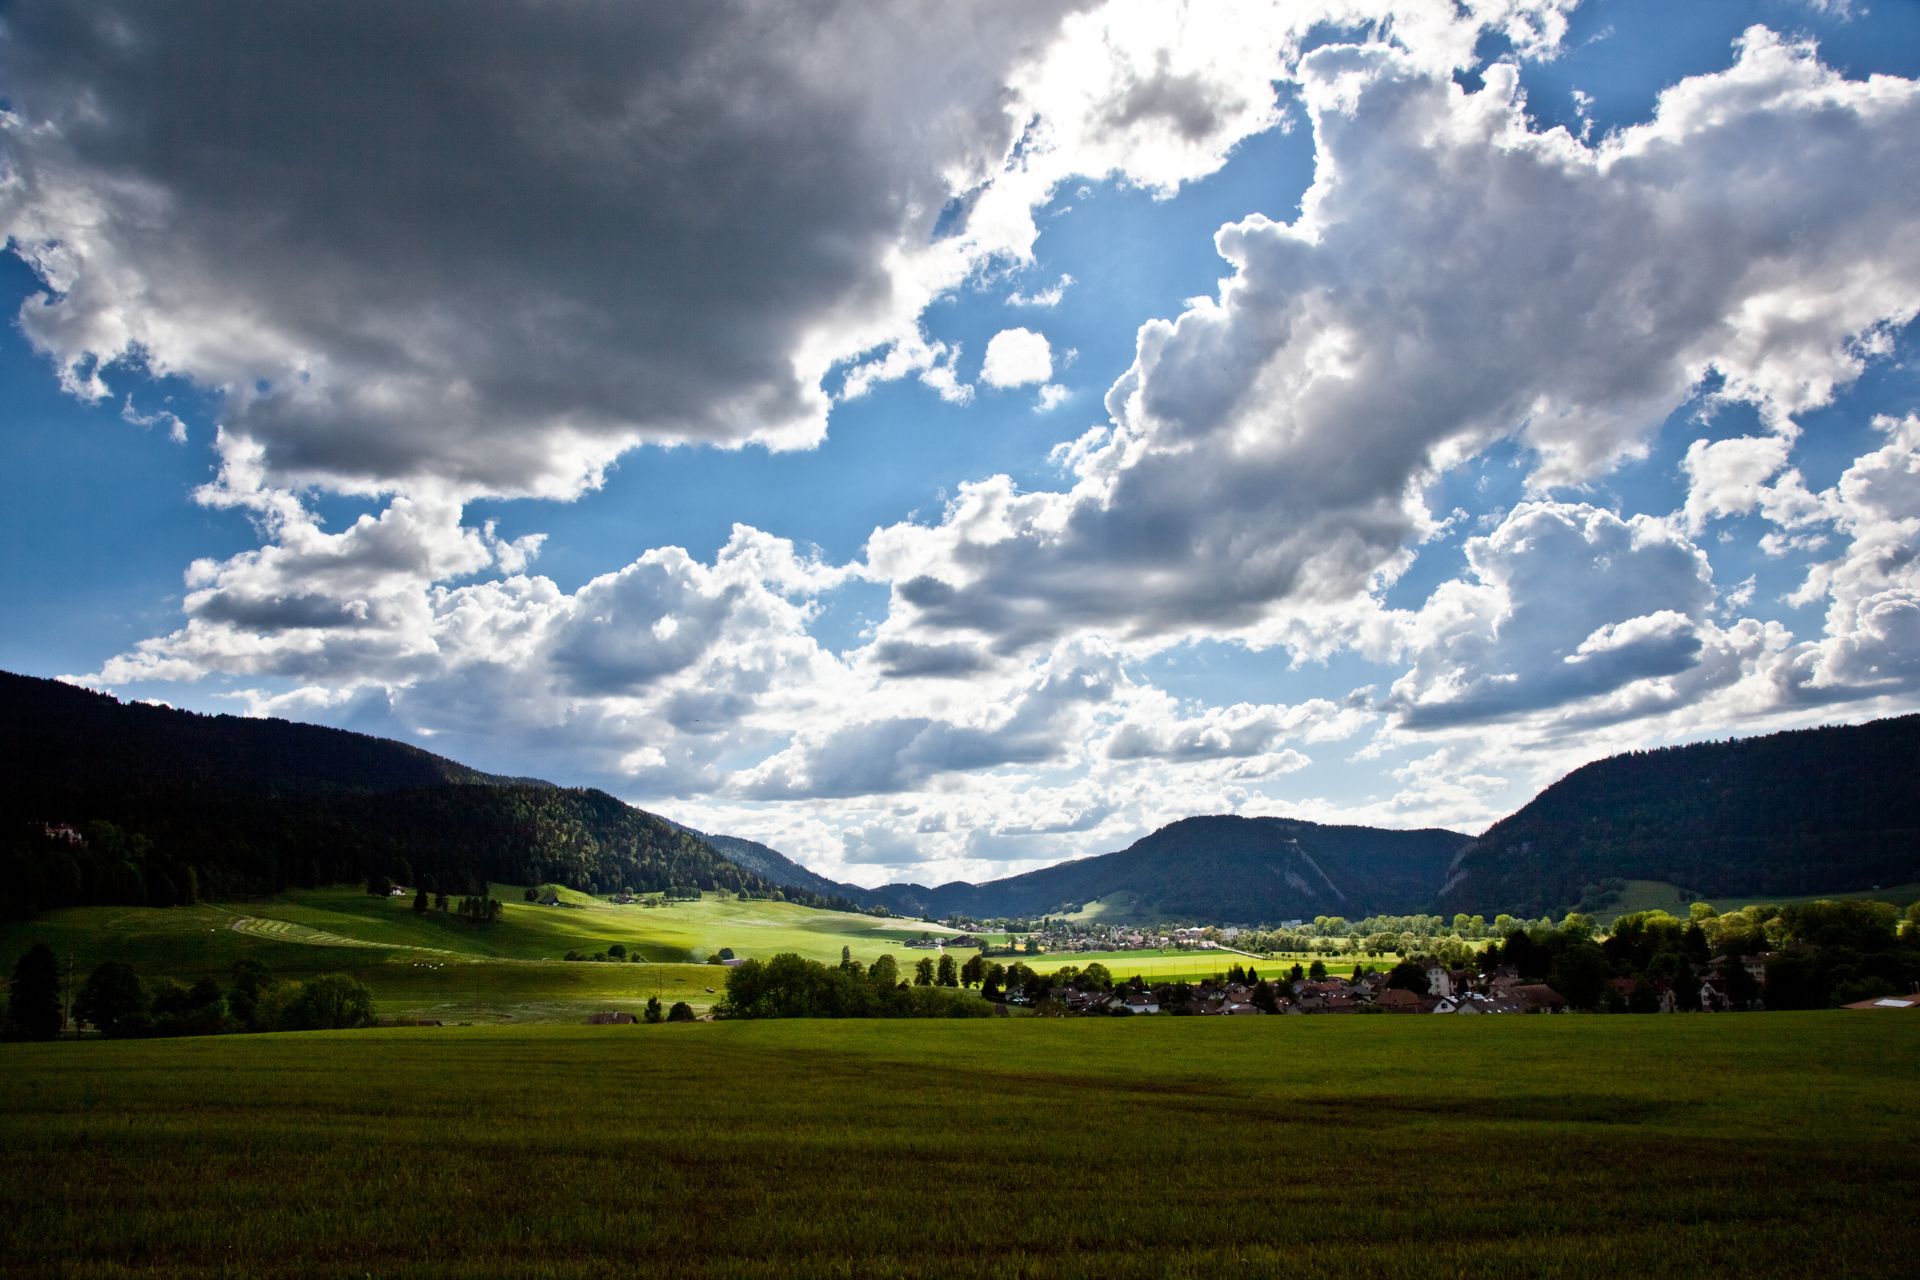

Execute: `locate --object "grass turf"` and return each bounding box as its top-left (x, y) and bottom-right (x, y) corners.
top-left (2, 1013), bottom-right (1916, 1278)
top-left (0, 888), bottom-right (977, 1021)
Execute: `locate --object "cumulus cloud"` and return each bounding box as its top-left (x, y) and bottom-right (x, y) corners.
top-left (1382, 503), bottom-right (1726, 729)
top-left (980, 328), bottom-right (1055, 388)
top-left (0, 0), bottom-right (1087, 498)
top-left (866, 28), bottom-right (1920, 662)
top-left (735, 643), bottom-right (1121, 799)
top-left (3, 0), bottom-right (1558, 501)
top-left (1784, 413), bottom-right (1920, 697)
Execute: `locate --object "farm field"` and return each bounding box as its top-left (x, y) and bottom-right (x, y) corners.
top-left (3, 1014), bottom-right (1917, 1278)
top-left (0, 887), bottom-right (971, 1022)
top-left (1012, 948), bottom-right (1384, 981)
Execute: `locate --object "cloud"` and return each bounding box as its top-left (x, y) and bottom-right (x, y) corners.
top-left (1034, 383), bottom-right (1072, 413)
top-left (981, 328), bottom-right (1055, 388)
top-left (1383, 503), bottom-right (1721, 729)
top-left (4, 1), bottom-right (1565, 502)
top-left (1106, 691), bottom-right (1365, 761)
top-left (864, 28), bottom-right (1920, 661)
top-left (735, 643), bottom-right (1120, 799)
top-left (1006, 273), bottom-right (1076, 307)
top-left (1784, 413), bottom-right (1920, 697)
top-left (0, 0), bottom-right (1087, 498)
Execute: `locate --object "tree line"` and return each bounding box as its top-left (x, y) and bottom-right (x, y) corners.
top-left (1470, 897), bottom-right (1920, 1011)
top-left (4, 946), bottom-right (377, 1039)
top-left (715, 950), bottom-right (993, 1019)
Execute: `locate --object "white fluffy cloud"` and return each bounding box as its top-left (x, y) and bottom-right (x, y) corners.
top-left (1383, 503), bottom-right (1722, 728)
top-left (981, 328), bottom-right (1056, 388)
top-left (865, 29), bottom-right (1920, 665)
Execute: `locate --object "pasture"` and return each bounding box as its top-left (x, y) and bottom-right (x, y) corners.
top-left (1013, 947), bottom-right (1371, 982)
top-left (2, 1014), bottom-right (1916, 1278)
top-left (0, 887), bottom-right (971, 1022)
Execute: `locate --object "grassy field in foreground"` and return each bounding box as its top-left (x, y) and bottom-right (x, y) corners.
top-left (3, 1015), bottom-right (1916, 1279)
top-left (0, 888), bottom-right (972, 1022)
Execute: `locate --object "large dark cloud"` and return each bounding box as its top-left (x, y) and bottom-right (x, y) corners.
top-left (0, 0), bottom-right (1081, 496)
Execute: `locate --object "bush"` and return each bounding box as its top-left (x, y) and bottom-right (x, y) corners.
top-left (666, 1001), bottom-right (696, 1022)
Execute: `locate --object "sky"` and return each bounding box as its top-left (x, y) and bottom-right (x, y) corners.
top-left (4, 0), bottom-right (1920, 889)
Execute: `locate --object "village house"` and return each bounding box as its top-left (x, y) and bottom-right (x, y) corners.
top-left (1376, 988), bottom-right (1434, 1014)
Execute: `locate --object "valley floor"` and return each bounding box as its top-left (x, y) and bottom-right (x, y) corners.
top-left (0, 887), bottom-right (973, 1022)
top-left (3, 1014), bottom-right (1916, 1278)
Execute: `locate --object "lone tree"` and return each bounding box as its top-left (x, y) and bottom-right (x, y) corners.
top-left (666, 1001), bottom-right (696, 1022)
top-left (914, 957), bottom-right (935, 987)
top-left (413, 888), bottom-right (430, 914)
top-left (936, 955), bottom-right (958, 987)
top-left (643, 996), bottom-right (664, 1024)
top-left (8, 943), bottom-right (63, 1039)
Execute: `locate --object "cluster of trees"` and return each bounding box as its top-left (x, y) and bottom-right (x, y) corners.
top-left (641, 996), bottom-right (696, 1023)
top-left (1468, 898), bottom-right (1920, 1011)
top-left (4, 945), bottom-right (376, 1039)
top-left (715, 952), bottom-right (993, 1019)
top-left (565, 943), bottom-right (646, 962)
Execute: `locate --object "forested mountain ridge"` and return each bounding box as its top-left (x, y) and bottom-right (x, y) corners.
top-left (0, 672), bottom-right (846, 916)
top-left (1, 668), bottom-right (516, 797)
top-left (864, 815), bottom-right (1472, 925)
top-left (1436, 714), bottom-right (1920, 917)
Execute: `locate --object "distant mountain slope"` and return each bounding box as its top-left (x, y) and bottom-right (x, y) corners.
top-left (678, 827), bottom-right (873, 904)
top-left (866, 815), bottom-right (1471, 924)
top-left (1437, 715), bottom-right (1920, 917)
top-left (0, 671), bottom-right (843, 916)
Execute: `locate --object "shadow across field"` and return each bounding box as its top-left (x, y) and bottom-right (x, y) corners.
top-left (4, 1015), bottom-right (1912, 1279)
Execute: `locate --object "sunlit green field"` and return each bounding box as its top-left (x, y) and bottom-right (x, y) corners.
top-left (3, 1014), bottom-right (1915, 1278)
top-left (0, 887), bottom-right (973, 1022)
top-left (1593, 879), bottom-right (1920, 924)
top-left (1013, 947), bottom-right (1375, 981)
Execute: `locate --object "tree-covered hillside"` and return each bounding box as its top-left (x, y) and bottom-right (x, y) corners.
top-left (1438, 715), bottom-right (1920, 917)
top-left (0, 672), bottom-right (844, 916)
top-left (869, 815), bottom-right (1470, 924)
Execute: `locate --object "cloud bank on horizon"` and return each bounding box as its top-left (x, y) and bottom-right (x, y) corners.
top-left (3, 0), bottom-right (1918, 887)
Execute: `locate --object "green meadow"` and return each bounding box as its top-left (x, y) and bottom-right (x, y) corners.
top-left (1012, 947), bottom-right (1385, 982)
top-left (1592, 879), bottom-right (1920, 924)
top-left (2, 1014), bottom-right (1916, 1278)
top-left (0, 887), bottom-right (973, 1022)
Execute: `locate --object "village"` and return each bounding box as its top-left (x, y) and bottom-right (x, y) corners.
top-left (1018, 951), bottom-right (1777, 1016)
